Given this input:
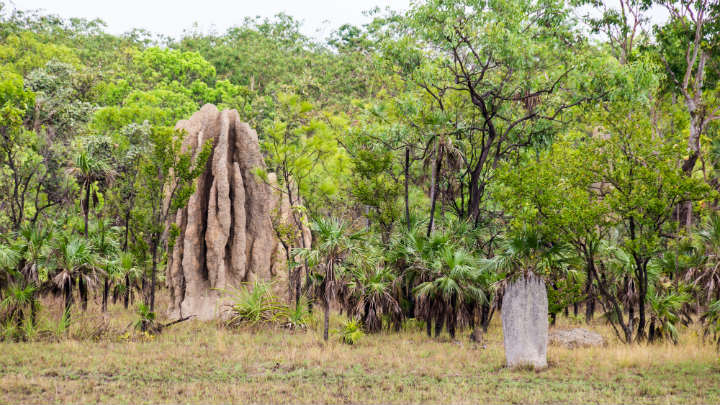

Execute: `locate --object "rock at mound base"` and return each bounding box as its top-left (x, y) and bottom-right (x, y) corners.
top-left (549, 328), bottom-right (606, 348)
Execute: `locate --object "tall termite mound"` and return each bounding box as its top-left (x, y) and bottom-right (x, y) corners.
top-left (166, 104), bottom-right (309, 320)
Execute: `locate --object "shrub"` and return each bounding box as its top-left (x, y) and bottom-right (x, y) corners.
top-left (339, 318), bottom-right (364, 345)
top-left (224, 281), bottom-right (308, 329)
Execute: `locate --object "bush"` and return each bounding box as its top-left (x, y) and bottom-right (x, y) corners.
top-left (339, 318), bottom-right (364, 345)
top-left (224, 281), bottom-right (308, 329)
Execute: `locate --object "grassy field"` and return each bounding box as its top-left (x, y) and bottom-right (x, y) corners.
top-left (1, 300), bottom-right (719, 404)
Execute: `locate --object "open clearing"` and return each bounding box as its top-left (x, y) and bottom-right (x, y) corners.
top-left (1, 306), bottom-right (718, 404)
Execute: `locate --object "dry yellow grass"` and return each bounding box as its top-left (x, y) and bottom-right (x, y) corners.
top-left (1, 296), bottom-right (719, 404)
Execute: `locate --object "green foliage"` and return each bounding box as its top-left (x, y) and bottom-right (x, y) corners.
top-left (133, 302), bottom-right (156, 331)
top-left (702, 300), bottom-right (720, 347)
top-left (136, 48), bottom-right (216, 87)
top-left (224, 281), bottom-right (308, 329)
top-left (339, 317), bottom-right (364, 345)
top-left (2, 0), bottom-right (720, 349)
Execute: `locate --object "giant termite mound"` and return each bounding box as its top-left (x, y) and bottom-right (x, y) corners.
top-left (166, 104), bottom-right (309, 320)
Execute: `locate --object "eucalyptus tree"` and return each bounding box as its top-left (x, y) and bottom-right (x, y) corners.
top-left (259, 93), bottom-right (350, 303)
top-left (386, 0), bottom-right (599, 228)
top-left (656, 0), bottom-right (720, 178)
top-left (135, 125), bottom-right (211, 312)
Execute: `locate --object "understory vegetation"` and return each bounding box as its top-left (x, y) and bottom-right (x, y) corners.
top-left (1, 298), bottom-right (719, 404)
top-left (1, 0), bottom-right (720, 399)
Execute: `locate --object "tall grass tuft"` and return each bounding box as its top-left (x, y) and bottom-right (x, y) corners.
top-left (223, 281), bottom-right (309, 330)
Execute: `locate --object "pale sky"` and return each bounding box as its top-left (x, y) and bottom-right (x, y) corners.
top-left (11, 0), bottom-right (413, 40)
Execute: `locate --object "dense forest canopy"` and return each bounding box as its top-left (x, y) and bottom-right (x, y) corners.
top-left (1, 0), bottom-right (719, 345)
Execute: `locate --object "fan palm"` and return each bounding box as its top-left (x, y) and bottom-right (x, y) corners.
top-left (111, 251), bottom-right (141, 307)
top-left (90, 219), bottom-right (120, 312)
top-left (50, 235), bottom-right (101, 317)
top-left (414, 246), bottom-right (485, 339)
top-left (0, 283), bottom-right (38, 328)
top-left (15, 224), bottom-right (51, 285)
top-left (3, 226), bottom-right (47, 326)
top-left (295, 217), bottom-right (363, 341)
top-left (344, 245), bottom-right (403, 333)
top-left (66, 149), bottom-right (116, 238)
top-left (691, 213), bottom-right (720, 303)
top-left (0, 243), bottom-right (20, 292)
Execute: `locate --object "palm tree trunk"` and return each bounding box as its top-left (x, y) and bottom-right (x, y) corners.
top-left (648, 319), bottom-right (656, 342)
top-left (448, 295), bottom-right (457, 339)
top-left (435, 301), bottom-right (444, 337)
top-left (102, 277), bottom-right (109, 312)
top-left (79, 277), bottom-right (88, 311)
top-left (468, 304), bottom-right (476, 331)
top-left (64, 277), bottom-right (73, 321)
top-left (480, 302), bottom-right (489, 332)
top-left (323, 295), bottom-right (330, 341)
top-left (124, 274), bottom-right (130, 309)
top-left (30, 298), bottom-right (37, 327)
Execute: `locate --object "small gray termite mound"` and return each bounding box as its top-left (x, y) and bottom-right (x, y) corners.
top-left (501, 273), bottom-right (548, 369)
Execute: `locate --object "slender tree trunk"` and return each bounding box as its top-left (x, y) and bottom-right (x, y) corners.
top-left (30, 298), bottom-right (37, 327)
top-left (637, 271), bottom-right (647, 342)
top-left (122, 209), bottom-right (131, 310)
top-left (404, 147), bottom-right (411, 231)
top-left (123, 209), bottom-right (130, 251)
top-left (149, 240), bottom-right (158, 312)
top-left (435, 302), bottom-right (444, 337)
top-left (124, 274), bottom-right (130, 309)
top-left (83, 181), bottom-right (90, 238)
top-left (306, 263), bottom-right (313, 314)
top-left (585, 270), bottom-right (595, 321)
top-left (283, 244), bottom-right (293, 305)
top-left (586, 299), bottom-right (595, 321)
top-left (648, 319), bottom-right (656, 342)
top-left (426, 314), bottom-right (432, 337)
top-left (323, 295), bottom-right (330, 342)
top-left (427, 142), bottom-right (443, 237)
top-left (468, 305), bottom-right (476, 331)
top-left (448, 295), bottom-right (457, 339)
top-left (64, 277), bottom-right (73, 321)
top-left (102, 277), bottom-right (109, 312)
top-left (294, 267), bottom-right (302, 308)
top-left (480, 302), bottom-right (489, 332)
top-left (79, 277), bottom-right (88, 311)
